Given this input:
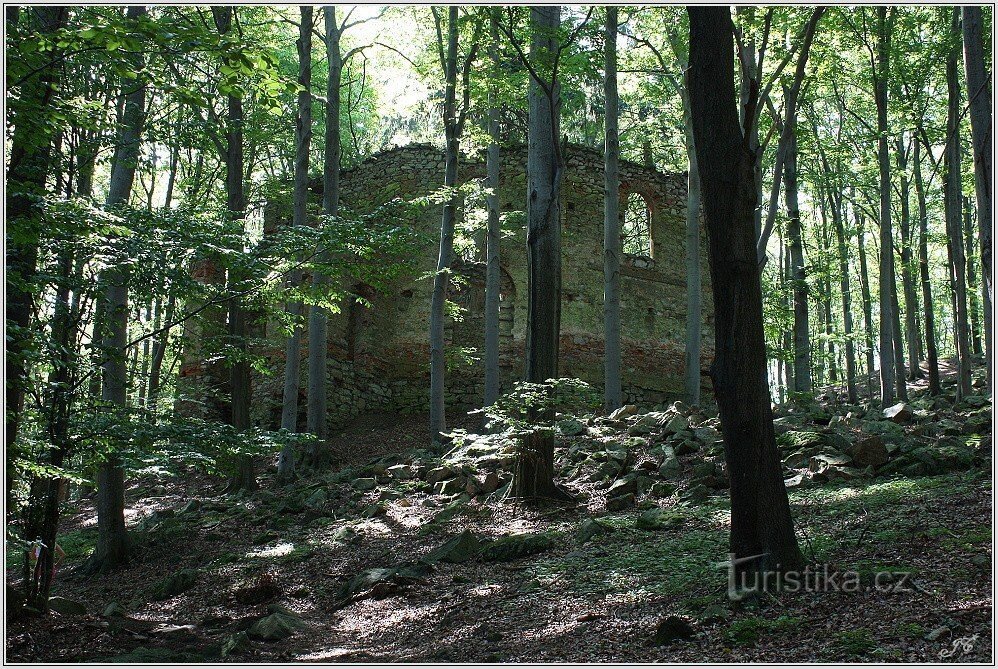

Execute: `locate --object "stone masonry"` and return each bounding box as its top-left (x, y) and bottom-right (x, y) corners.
top-left (251, 142), bottom-right (714, 432)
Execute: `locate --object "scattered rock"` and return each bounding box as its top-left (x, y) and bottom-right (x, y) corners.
top-left (648, 481), bottom-right (676, 498)
top-left (608, 405), bottom-right (638, 421)
top-left (883, 402), bottom-right (913, 423)
top-left (221, 631), bottom-right (252, 657)
top-left (480, 471), bottom-right (501, 494)
top-left (653, 615), bottom-right (696, 645)
top-left (247, 610), bottom-right (304, 642)
top-left (577, 518), bottom-right (612, 543)
top-left (427, 530), bottom-right (483, 563)
top-left (152, 568), bottom-right (198, 601)
top-left (606, 493), bottom-right (636, 511)
top-left (179, 499), bottom-right (202, 515)
top-left (659, 456), bottom-right (682, 479)
top-left (662, 415), bottom-right (689, 436)
top-left (681, 484), bottom-right (711, 504)
top-left (479, 532), bottom-right (556, 562)
top-left (434, 477), bottom-right (466, 496)
top-left (636, 508), bottom-right (683, 531)
top-left (606, 477), bottom-right (638, 499)
top-left (847, 435), bottom-right (888, 468)
top-left (386, 464), bottom-right (412, 480)
top-left (673, 439), bottom-right (699, 456)
top-left (48, 596), bottom-right (86, 616)
top-left (103, 602), bottom-right (127, 618)
top-left (304, 488), bottom-right (327, 510)
top-left (557, 418), bottom-right (586, 437)
top-left (352, 478), bottom-right (377, 492)
top-left (699, 604), bottom-right (731, 623)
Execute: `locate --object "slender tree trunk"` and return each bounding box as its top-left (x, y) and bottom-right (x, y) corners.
top-left (913, 140), bottom-right (941, 394)
top-left (688, 6), bottom-right (803, 577)
top-left (856, 208), bottom-right (876, 398)
top-left (83, 5), bottom-right (149, 575)
top-left (510, 6), bottom-right (565, 502)
top-left (832, 193), bottom-right (858, 402)
top-left (214, 6), bottom-right (255, 492)
top-left (781, 232), bottom-right (794, 395)
top-left (962, 5), bottom-right (992, 391)
top-left (963, 196), bottom-right (983, 356)
top-left (138, 302), bottom-right (152, 406)
top-left (429, 7), bottom-right (461, 441)
top-left (6, 7), bottom-right (69, 499)
top-left (785, 129), bottom-right (811, 393)
top-left (896, 135), bottom-right (922, 379)
top-left (306, 6), bottom-right (341, 466)
top-left (874, 7), bottom-right (897, 406)
top-left (483, 9), bottom-right (502, 410)
top-left (276, 7), bottom-right (314, 482)
top-left (23, 248), bottom-right (74, 612)
top-left (890, 274), bottom-right (909, 401)
top-left (945, 9), bottom-right (973, 399)
top-left (603, 6), bottom-right (622, 411)
top-left (147, 292), bottom-right (175, 415)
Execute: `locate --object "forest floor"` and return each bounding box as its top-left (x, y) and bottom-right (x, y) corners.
top-left (5, 364), bottom-right (993, 663)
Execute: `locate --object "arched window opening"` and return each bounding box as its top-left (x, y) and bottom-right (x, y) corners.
top-left (621, 192), bottom-right (653, 258)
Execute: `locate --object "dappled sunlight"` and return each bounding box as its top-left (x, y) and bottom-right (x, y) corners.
top-left (245, 542), bottom-right (295, 559)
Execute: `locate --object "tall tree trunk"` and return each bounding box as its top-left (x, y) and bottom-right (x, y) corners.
top-left (429, 7), bottom-right (461, 441)
top-left (913, 140), bottom-right (941, 394)
top-left (276, 6), bottom-right (314, 482)
top-left (147, 292), bottom-right (176, 415)
top-left (306, 6), bottom-right (342, 466)
top-left (83, 5), bottom-right (149, 575)
top-left (963, 196), bottom-right (983, 356)
top-left (688, 6), bottom-right (803, 577)
top-left (832, 192), bottom-right (858, 402)
top-left (5, 7), bottom-right (69, 507)
top-left (781, 232), bottom-right (794, 395)
top-left (785, 129), bottom-right (811, 393)
top-left (602, 6), bottom-right (622, 411)
top-left (856, 207), bottom-right (876, 398)
top-left (213, 6), bottom-right (255, 492)
top-left (962, 5), bottom-right (992, 391)
top-left (510, 6), bottom-right (565, 502)
top-left (896, 135), bottom-right (922, 379)
top-left (890, 274), bottom-right (909, 401)
top-left (945, 8), bottom-right (973, 399)
top-left (874, 6), bottom-right (897, 407)
top-left (483, 9), bottom-right (502, 410)
top-left (23, 248), bottom-right (74, 612)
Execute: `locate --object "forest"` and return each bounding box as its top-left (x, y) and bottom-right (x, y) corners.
top-left (4, 3), bottom-right (994, 664)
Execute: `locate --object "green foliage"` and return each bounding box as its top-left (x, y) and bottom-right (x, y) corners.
top-left (484, 378), bottom-right (600, 432)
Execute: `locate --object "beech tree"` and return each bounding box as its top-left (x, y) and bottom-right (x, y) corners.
top-left (276, 6), bottom-right (313, 481)
top-left (962, 5), bottom-right (993, 392)
top-left (687, 5), bottom-right (803, 576)
top-left (603, 5), bottom-right (622, 411)
top-left (83, 5), bottom-right (149, 575)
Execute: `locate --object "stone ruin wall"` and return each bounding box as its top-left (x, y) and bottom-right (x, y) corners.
top-left (251, 143), bottom-right (715, 433)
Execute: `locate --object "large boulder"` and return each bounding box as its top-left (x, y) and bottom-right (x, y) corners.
top-left (636, 508), bottom-right (683, 531)
top-left (577, 518), bottom-right (612, 543)
top-left (883, 402), bottom-right (913, 423)
top-left (847, 435), bottom-right (888, 468)
top-left (427, 530), bottom-right (483, 564)
top-left (152, 568), bottom-right (198, 601)
top-left (479, 532), bottom-right (556, 562)
top-left (48, 596), bottom-right (87, 616)
top-left (247, 609), bottom-right (304, 642)
top-left (606, 493), bottom-right (636, 511)
top-left (606, 477), bottom-right (638, 499)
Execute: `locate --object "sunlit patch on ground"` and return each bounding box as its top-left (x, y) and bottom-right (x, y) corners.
top-left (246, 542), bottom-right (295, 559)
